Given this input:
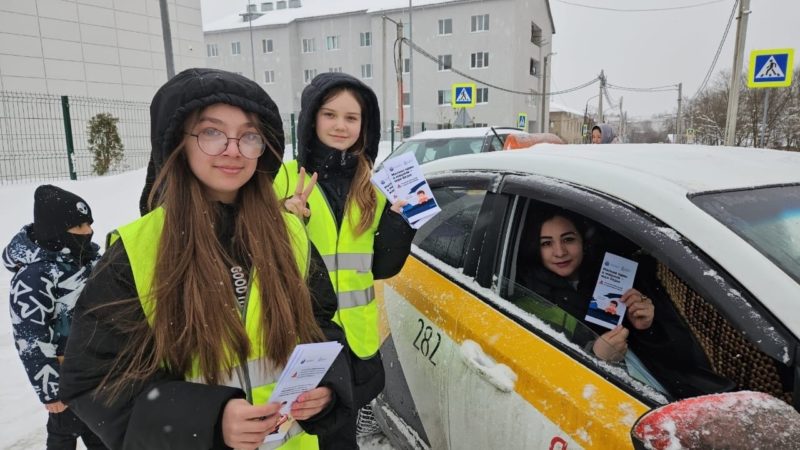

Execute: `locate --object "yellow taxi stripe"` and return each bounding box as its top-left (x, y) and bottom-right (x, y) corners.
top-left (386, 256), bottom-right (650, 449)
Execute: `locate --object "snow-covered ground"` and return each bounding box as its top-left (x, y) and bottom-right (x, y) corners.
top-left (0, 143), bottom-right (396, 449)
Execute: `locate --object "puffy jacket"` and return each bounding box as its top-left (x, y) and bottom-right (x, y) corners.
top-left (3, 225), bottom-right (100, 404)
top-left (59, 205), bottom-right (353, 450)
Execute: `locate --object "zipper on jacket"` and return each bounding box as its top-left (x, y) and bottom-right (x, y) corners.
top-left (239, 270), bottom-right (255, 402)
top-left (317, 188), bottom-right (343, 324)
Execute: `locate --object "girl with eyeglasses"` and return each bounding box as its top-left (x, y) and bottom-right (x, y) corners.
top-left (59, 68), bottom-right (353, 450)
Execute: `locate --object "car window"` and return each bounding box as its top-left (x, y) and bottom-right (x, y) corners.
top-left (413, 186), bottom-right (487, 268)
top-left (500, 275), bottom-right (670, 399)
top-left (496, 191), bottom-right (798, 406)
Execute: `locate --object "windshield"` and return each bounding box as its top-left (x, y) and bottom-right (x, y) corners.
top-left (691, 185), bottom-right (800, 283)
top-left (388, 137), bottom-right (486, 165)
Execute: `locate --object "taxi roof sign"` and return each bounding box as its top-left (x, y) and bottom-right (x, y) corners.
top-left (747, 48), bottom-right (794, 88)
top-left (451, 83), bottom-right (476, 108)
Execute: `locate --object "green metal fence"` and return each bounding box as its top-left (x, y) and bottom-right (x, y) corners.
top-left (0, 91), bottom-right (151, 185)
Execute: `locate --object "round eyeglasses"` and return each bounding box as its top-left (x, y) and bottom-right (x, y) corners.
top-left (187, 128), bottom-right (266, 159)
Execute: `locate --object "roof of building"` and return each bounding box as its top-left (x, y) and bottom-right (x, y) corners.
top-left (205, 0), bottom-right (555, 33)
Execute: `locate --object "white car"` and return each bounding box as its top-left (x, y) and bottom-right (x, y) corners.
top-left (375, 144), bottom-right (800, 449)
top-left (384, 127), bottom-right (524, 166)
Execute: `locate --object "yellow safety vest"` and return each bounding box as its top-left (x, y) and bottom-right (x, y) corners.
top-left (114, 207), bottom-right (318, 450)
top-left (275, 160), bottom-right (386, 358)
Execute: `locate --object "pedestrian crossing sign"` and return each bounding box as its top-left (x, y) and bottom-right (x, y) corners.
top-left (748, 48), bottom-right (794, 88)
top-left (517, 113), bottom-right (527, 130)
top-left (451, 83), bottom-right (476, 108)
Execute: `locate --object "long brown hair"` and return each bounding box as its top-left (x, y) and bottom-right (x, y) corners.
top-left (320, 87), bottom-right (377, 236)
top-left (99, 108), bottom-right (323, 399)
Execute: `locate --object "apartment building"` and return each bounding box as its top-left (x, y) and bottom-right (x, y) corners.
top-left (0, 0), bottom-right (204, 100)
top-left (204, 0), bottom-right (555, 135)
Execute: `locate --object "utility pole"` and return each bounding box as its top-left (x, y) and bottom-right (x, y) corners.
top-left (676, 82), bottom-right (683, 144)
top-left (598, 70), bottom-right (605, 124)
top-left (618, 96), bottom-right (624, 141)
top-left (408, 1), bottom-right (413, 135)
top-left (397, 21), bottom-right (404, 136)
top-left (158, 0), bottom-right (175, 79)
top-left (541, 52), bottom-right (555, 132)
top-left (724, 0), bottom-right (750, 146)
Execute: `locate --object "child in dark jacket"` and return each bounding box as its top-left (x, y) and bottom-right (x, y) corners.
top-left (2, 184), bottom-right (104, 450)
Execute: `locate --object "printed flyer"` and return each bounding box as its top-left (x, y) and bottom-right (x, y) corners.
top-left (585, 252), bottom-right (638, 330)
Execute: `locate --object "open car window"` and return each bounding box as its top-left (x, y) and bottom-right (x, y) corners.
top-left (500, 275), bottom-right (671, 400)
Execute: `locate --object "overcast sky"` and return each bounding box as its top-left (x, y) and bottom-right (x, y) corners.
top-left (200, 0), bottom-right (799, 119)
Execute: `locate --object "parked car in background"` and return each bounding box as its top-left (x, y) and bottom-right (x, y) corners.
top-left (382, 127), bottom-right (561, 167)
top-left (374, 144), bottom-right (800, 450)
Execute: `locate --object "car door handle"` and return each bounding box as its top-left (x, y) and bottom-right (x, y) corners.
top-left (459, 340), bottom-right (517, 393)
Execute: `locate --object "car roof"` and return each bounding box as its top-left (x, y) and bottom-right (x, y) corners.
top-left (405, 127), bottom-right (521, 140)
top-left (422, 144), bottom-right (800, 339)
top-left (423, 143), bottom-right (800, 193)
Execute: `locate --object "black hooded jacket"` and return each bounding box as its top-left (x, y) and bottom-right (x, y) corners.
top-left (60, 69), bottom-right (354, 450)
top-left (293, 72), bottom-right (414, 279)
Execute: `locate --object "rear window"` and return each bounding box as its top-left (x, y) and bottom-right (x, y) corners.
top-left (691, 185), bottom-right (800, 283)
top-left (388, 137), bottom-right (485, 165)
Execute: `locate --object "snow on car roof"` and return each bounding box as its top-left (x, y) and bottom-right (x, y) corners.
top-left (424, 144), bottom-right (800, 194)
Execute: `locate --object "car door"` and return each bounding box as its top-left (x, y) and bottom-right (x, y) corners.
top-left (436, 174), bottom-right (658, 450)
top-left (381, 173), bottom-right (496, 449)
top-left (477, 173), bottom-right (799, 441)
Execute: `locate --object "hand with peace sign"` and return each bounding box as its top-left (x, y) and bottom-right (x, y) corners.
top-left (284, 167), bottom-right (317, 218)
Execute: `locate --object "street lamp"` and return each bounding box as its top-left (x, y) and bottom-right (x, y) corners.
top-left (540, 52), bottom-right (556, 132)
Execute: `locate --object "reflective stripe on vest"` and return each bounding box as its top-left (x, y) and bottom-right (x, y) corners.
top-left (116, 207), bottom-right (317, 450)
top-left (275, 160), bottom-right (386, 358)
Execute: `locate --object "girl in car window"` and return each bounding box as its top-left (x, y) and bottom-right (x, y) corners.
top-left (58, 68), bottom-right (353, 450)
top-left (520, 208), bottom-right (655, 362)
top-left (276, 72), bottom-right (415, 448)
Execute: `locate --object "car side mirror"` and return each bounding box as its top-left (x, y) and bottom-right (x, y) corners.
top-left (630, 391), bottom-right (800, 450)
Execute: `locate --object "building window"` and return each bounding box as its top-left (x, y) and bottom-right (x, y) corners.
top-left (437, 89), bottom-right (452, 105)
top-left (403, 58), bottom-right (410, 73)
top-left (262, 39), bottom-right (273, 53)
top-left (207, 43), bottom-right (218, 57)
top-left (304, 69), bottom-right (317, 83)
top-left (261, 2), bottom-right (273, 11)
top-left (302, 38), bottom-right (315, 53)
top-left (264, 70), bottom-right (275, 84)
top-left (402, 92), bottom-right (410, 106)
top-left (329, 67), bottom-right (342, 73)
top-left (471, 52), bottom-right (489, 68)
top-left (231, 41), bottom-right (241, 55)
top-left (360, 32), bottom-right (372, 47)
top-left (277, 0), bottom-right (287, 9)
top-left (247, 4), bottom-right (257, 13)
top-left (476, 87), bottom-right (489, 104)
top-left (438, 18), bottom-right (452, 35)
top-left (531, 21), bottom-right (543, 46)
top-left (471, 14), bottom-right (489, 32)
top-left (289, 0), bottom-right (301, 6)
top-left (326, 35), bottom-right (340, 50)
top-left (530, 58), bottom-right (540, 76)
top-left (361, 64), bottom-right (372, 79)
top-left (437, 54), bottom-right (452, 71)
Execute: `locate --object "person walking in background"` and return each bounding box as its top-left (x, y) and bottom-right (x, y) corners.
top-left (276, 72), bottom-right (415, 448)
top-left (58, 68), bottom-right (353, 450)
top-left (2, 184), bottom-right (105, 450)
top-left (591, 123), bottom-right (619, 144)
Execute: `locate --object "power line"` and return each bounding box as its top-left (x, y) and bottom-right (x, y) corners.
top-left (692, 0), bottom-right (738, 99)
top-left (401, 38), bottom-right (600, 96)
top-left (606, 82), bottom-right (678, 93)
top-left (556, 0), bottom-right (728, 13)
